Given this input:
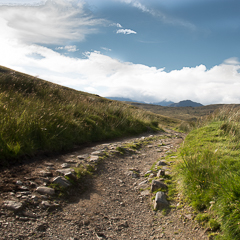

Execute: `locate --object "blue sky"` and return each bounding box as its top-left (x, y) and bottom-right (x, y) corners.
top-left (0, 0), bottom-right (240, 105)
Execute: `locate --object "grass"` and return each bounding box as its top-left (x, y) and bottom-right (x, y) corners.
top-left (174, 106), bottom-right (240, 239)
top-left (0, 65), bottom-right (174, 166)
top-left (129, 101), bottom-right (239, 122)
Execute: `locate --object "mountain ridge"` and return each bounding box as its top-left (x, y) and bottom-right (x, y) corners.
top-left (105, 97), bottom-right (203, 107)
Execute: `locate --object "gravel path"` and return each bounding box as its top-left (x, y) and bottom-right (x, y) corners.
top-left (0, 130), bottom-right (208, 239)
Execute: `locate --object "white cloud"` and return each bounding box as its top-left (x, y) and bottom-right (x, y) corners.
top-left (0, 25), bottom-right (239, 105)
top-left (0, 0), bottom-right (107, 45)
top-left (101, 47), bottom-right (112, 51)
top-left (56, 45), bottom-right (78, 52)
top-left (116, 29), bottom-right (137, 34)
top-left (110, 22), bottom-right (123, 28)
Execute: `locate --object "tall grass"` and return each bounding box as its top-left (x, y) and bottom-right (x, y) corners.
top-left (0, 66), bottom-right (166, 165)
top-left (176, 106), bottom-right (240, 239)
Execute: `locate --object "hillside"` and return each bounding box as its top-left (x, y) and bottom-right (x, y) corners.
top-left (0, 65), bottom-right (179, 165)
top-left (127, 101), bottom-right (238, 121)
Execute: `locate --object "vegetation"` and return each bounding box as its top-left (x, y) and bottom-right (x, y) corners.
top-left (0, 65), bottom-right (173, 165)
top-left (175, 106), bottom-right (240, 239)
top-left (128, 101), bottom-right (239, 121)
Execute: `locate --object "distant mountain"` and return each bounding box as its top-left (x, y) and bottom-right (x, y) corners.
top-left (152, 100), bottom-right (174, 106)
top-left (106, 97), bottom-right (203, 107)
top-left (106, 97), bottom-right (145, 103)
top-left (168, 100), bottom-right (203, 107)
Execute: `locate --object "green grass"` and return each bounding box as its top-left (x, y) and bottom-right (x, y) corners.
top-left (175, 106), bottom-right (240, 239)
top-left (0, 65), bottom-right (172, 165)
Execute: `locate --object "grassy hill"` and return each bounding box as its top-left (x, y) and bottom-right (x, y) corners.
top-left (0, 65), bottom-right (179, 165)
top-left (128, 102), bottom-right (238, 122)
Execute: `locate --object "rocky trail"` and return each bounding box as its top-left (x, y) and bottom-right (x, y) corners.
top-left (0, 130), bottom-right (209, 239)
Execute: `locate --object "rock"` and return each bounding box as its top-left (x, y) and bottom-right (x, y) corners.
top-left (162, 166), bottom-right (170, 170)
top-left (16, 180), bottom-right (23, 185)
top-left (89, 155), bottom-right (99, 163)
top-left (3, 201), bottom-right (23, 211)
top-left (77, 154), bottom-right (88, 160)
top-left (36, 223), bottom-right (49, 232)
top-left (144, 170), bottom-right (152, 175)
top-left (140, 190), bottom-right (150, 196)
top-left (44, 163), bottom-right (54, 166)
top-left (157, 161), bottom-right (168, 166)
top-left (39, 171), bottom-right (53, 177)
top-left (157, 169), bottom-right (165, 177)
top-left (61, 163), bottom-right (70, 168)
top-left (139, 180), bottom-right (148, 186)
top-left (131, 172), bottom-right (139, 178)
top-left (64, 172), bottom-right (77, 181)
top-left (29, 181), bottom-right (37, 187)
top-left (41, 201), bottom-right (52, 208)
top-left (151, 180), bottom-right (168, 192)
top-left (91, 150), bottom-right (104, 156)
top-left (36, 186), bottom-right (55, 195)
top-left (56, 168), bottom-right (75, 175)
top-left (52, 176), bottom-right (71, 188)
top-left (148, 173), bottom-right (155, 178)
top-left (19, 185), bottom-right (29, 191)
top-left (154, 191), bottom-right (169, 210)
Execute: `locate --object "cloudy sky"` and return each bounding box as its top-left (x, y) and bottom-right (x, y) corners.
top-left (0, 0), bottom-right (240, 105)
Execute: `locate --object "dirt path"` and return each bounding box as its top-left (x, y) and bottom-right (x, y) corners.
top-left (0, 130), bottom-right (208, 239)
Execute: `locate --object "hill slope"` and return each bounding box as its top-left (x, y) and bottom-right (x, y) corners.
top-left (0, 65), bottom-right (179, 165)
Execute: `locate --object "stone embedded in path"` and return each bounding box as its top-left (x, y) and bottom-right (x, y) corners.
top-left (141, 190), bottom-right (150, 196)
top-left (61, 163), bottom-right (70, 168)
top-left (157, 169), bottom-right (165, 177)
top-left (52, 176), bottom-right (71, 188)
top-left (39, 170), bottom-right (53, 177)
top-left (36, 186), bottom-right (55, 195)
top-left (154, 191), bottom-right (169, 210)
top-left (151, 180), bottom-right (168, 192)
top-left (91, 150), bottom-right (104, 156)
top-left (56, 168), bottom-right (75, 175)
top-left (3, 201), bottom-right (23, 211)
top-left (157, 161), bottom-right (168, 166)
top-left (89, 155), bottom-right (99, 163)
top-left (64, 172), bottom-right (77, 181)
top-left (77, 154), bottom-right (88, 160)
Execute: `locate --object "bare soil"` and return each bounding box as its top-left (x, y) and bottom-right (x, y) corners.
top-left (0, 129), bottom-right (209, 239)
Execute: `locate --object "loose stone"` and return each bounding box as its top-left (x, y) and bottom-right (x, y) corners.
top-left (52, 176), bottom-right (71, 188)
top-left (56, 168), bottom-right (75, 175)
top-left (151, 180), bottom-right (168, 192)
top-left (3, 201), bottom-right (23, 211)
top-left (154, 191), bottom-right (169, 210)
top-left (36, 186), bottom-right (55, 195)
top-left (157, 169), bottom-right (165, 177)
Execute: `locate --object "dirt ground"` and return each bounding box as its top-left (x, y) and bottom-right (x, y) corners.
top-left (0, 129), bottom-right (209, 239)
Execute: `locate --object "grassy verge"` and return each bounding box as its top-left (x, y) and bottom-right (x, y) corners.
top-left (0, 66), bottom-right (172, 165)
top-left (175, 106), bottom-right (240, 239)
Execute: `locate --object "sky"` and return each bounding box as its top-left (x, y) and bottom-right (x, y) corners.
top-left (0, 0), bottom-right (240, 105)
